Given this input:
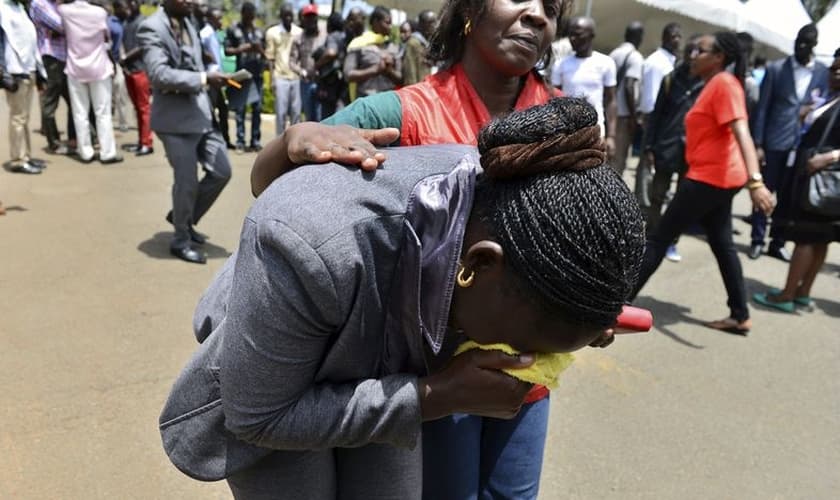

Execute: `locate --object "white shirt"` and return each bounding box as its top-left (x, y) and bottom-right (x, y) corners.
top-left (640, 47), bottom-right (677, 114)
top-left (609, 42), bottom-right (643, 117)
top-left (0, 0), bottom-right (42, 75)
top-left (552, 51), bottom-right (617, 133)
top-left (792, 58), bottom-right (815, 102)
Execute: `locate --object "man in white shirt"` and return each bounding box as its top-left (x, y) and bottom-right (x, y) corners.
top-left (552, 16), bottom-right (616, 158)
top-left (637, 22), bottom-right (681, 207)
top-left (609, 21), bottom-right (644, 176)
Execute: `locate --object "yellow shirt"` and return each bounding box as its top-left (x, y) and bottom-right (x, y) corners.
top-left (264, 23), bottom-right (301, 81)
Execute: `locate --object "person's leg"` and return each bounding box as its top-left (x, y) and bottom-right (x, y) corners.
top-left (159, 133), bottom-right (201, 250)
top-left (699, 188), bottom-right (749, 322)
top-left (90, 78), bottom-right (117, 161)
top-left (41, 56), bottom-right (64, 150)
top-left (478, 397), bottom-right (550, 500)
top-left (67, 78), bottom-right (94, 161)
top-left (234, 100), bottom-right (246, 148)
top-left (274, 79), bottom-right (290, 135)
top-left (632, 179), bottom-right (710, 298)
top-left (797, 243), bottom-right (829, 298)
top-left (218, 88), bottom-right (230, 145)
top-left (611, 116), bottom-right (633, 177)
top-left (7, 77), bottom-right (34, 166)
top-left (422, 414), bottom-right (482, 500)
top-left (125, 70), bottom-right (154, 148)
top-left (646, 165), bottom-right (674, 234)
top-left (250, 88), bottom-right (262, 148)
top-left (750, 150), bottom-right (787, 251)
top-left (194, 130), bottom-right (232, 224)
top-left (289, 78), bottom-right (302, 126)
top-left (112, 67), bottom-right (130, 131)
top-left (61, 69), bottom-right (76, 145)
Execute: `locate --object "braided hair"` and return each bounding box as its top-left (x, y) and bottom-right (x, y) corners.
top-left (472, 98), bottom-right (645, 329)
top-left (713, 31), bottom-right (746, 87)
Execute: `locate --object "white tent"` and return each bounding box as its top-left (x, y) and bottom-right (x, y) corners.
top-left (634, 0), bottom-right (811, 55)
top-left (815, 1), bottom-right (840, 63)
top-left (741, 0), bottom-right (812, 54)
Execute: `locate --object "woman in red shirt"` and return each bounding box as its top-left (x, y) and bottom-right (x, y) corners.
top-left (630, 32), bottom-right (774, 334)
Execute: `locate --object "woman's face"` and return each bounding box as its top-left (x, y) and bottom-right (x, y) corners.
top-left (450, 239), bottom-right (603, 354)
top-left (467, 0), bottom-right (560, 77)
top-left (830, 56), bottom-right (840, 91)
top-left (689, 35), bottom-right (724, 78)
top-left (400, 22), bottom-right (413, 43)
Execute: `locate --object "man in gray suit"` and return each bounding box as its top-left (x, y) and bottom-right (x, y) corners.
top-left (138, 0), bottom-right (232, 264)
top-left (749, 24), bottom-right (829, 262)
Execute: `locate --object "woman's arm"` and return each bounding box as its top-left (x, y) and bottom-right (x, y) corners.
top-left (730, 118), bottom-right (774, 215)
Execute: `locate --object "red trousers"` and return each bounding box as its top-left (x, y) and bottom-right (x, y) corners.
top-left (124, 70), bottom-right (153, 147)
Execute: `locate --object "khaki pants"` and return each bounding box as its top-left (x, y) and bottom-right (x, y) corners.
top-left (612, 115), bottom-right (636, 176)
top-left (6, 75), bottom-right (34, 166)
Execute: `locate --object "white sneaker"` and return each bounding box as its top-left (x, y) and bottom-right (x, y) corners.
top-left (665, 245), bottom-right (682, 262)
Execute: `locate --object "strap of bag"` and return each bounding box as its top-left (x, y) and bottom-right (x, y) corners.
top-left (616, 49), bottom-right (633, 87)
top-left (814, 99), bottom-right (840, 150)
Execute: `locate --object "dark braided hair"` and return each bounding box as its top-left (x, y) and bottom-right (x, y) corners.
top-left (429, 0), bottom-right (571, 68)
top-left (713, 31), bottom-right (746, 87)
top-left (472, 97), bottom-right (645, 329)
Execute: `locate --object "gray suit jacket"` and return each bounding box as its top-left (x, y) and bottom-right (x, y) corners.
top-left (752, 56), bottom-right (829, 151)
top-left (138, 8), bottom-right (213, 134)
top-left (161, 145), bottom-right (479, 483)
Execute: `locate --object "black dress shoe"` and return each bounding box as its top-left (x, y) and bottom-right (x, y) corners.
top-left (165, 211), bottom-right (208, 244)
top-left (748, 243), bottom-right (763, 260)
top-left (767, 246), bottom-right (792, 262)
top-left (170, 246), bottom-right (207, 264)
top-left (135, 145), bottom-right (154, 156)
top-left (10, 162), bottom-right (43, 174)
top-left (122, 144), bottom-right (140, 152)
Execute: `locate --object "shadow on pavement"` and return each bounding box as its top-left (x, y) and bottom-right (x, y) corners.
top-left (632, 296), bottom-right (706, 349)
top-left (137, 232), bottom-right (232, 261)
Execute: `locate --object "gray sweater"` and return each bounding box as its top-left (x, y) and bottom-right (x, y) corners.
top-left (161, 144), bottom-right (479, 488)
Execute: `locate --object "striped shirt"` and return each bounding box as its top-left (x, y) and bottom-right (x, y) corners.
top-left (29, 0), bottom-right (66, 61)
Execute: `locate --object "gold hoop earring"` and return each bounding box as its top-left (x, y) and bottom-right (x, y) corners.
top-left (463, 19), bottom-right (472, 36)
top-left (457, 266), bottom-right (474, 288)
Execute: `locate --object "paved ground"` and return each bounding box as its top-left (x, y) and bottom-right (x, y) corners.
top-left (1, 97), bottom-right (838, 500)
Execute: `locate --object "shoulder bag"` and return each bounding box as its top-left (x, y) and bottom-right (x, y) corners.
top-left (802, 100), bottom-right (840, 217)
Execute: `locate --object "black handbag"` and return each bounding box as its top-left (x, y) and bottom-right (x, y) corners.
top-left (802, 101), bottom-right (840, 217)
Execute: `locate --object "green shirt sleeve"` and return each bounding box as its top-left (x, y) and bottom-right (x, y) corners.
top-left (321, 91), bottom-right (403, 143)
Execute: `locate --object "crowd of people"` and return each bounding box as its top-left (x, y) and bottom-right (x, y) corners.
top-left (2, 0), bottom-right (839, 497)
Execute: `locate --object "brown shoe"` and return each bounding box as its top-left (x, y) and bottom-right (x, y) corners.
top-left (705, 317), bottom-right (751, 336)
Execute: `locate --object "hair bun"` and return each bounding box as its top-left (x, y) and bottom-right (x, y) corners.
top-left (478, 98), bottom-right (606, 180)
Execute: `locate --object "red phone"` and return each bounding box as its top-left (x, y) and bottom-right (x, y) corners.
top-left (614, 305), bottom-right (653, 334)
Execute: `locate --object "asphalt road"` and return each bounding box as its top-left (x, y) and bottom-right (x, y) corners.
top-left (1, 97), bottom-right (838, 499)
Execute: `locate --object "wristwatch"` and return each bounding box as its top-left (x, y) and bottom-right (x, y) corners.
top-left (750, 172), bottom-right (763, 182)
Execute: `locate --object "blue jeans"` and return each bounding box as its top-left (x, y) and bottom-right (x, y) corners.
top-left (300, 80), bottom-right (321, 122)
top-left (422, 397), bottom-right (549, 500)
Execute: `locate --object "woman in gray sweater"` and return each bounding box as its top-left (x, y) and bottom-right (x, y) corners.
top-left (161, 98), bottom-right (645, 499)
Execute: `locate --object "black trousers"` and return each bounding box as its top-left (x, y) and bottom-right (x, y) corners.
top-left (40, 55), bottom-right (75, 148)
top-left (632, 178), bottom-right (749, 321)
top-left (209, 86), bottom-right (230, 145)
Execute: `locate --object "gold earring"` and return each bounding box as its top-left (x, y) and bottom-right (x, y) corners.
top-left (463, 19), bottom-right (472, 36)
top-left (457, 266), bottom-right (474, 288)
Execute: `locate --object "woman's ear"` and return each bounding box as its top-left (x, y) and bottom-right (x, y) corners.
top-left (462, 240), bottom-right (504, 275)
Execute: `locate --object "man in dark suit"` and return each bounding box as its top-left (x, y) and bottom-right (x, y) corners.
top-left (750, 23), bottom-right (829, 261)
top-left (138, 0), bottom-right (233, 264)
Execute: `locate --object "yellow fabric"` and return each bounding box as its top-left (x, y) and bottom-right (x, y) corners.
top-left (454, 342), bottom-right (574, 389)
top-left (346, 30), bottom-right (389, 50)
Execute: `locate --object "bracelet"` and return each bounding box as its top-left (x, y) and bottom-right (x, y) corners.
top-left (747, 181), bottom-right (765, 191)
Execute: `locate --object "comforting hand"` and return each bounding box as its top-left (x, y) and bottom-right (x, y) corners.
top-left (418, 349), bottom-right (535, 421)
top-left (251, 123), bottom-right (400, 196)
top-left (749, 185), bottom-right (775, 216)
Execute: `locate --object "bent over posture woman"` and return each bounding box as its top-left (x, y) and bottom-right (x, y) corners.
top-left (160, 98), bottom-right (645, 499)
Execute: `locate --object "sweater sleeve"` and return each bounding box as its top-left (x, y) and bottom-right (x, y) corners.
top-left (219, 217), bottom-right (422, 451)
top-left (321, 90), bottom-right (402, 135)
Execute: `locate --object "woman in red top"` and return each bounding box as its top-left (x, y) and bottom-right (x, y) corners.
top-left (249, 2), bottom-right (617, 499)
top-left (630, 32), bottom-right (774, 334)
